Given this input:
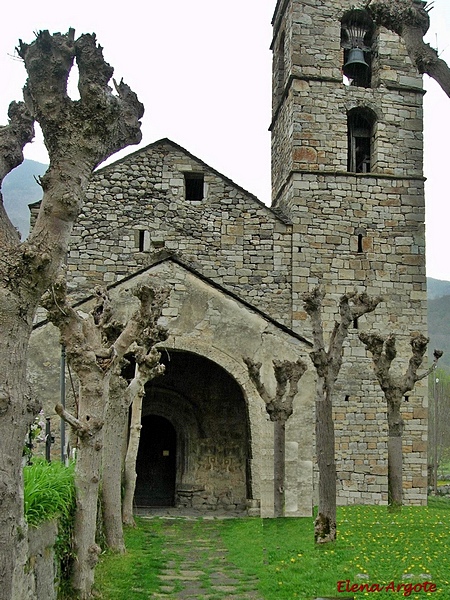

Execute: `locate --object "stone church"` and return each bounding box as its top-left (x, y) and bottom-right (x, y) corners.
top-left (29, 0), bottom-right (428, 517)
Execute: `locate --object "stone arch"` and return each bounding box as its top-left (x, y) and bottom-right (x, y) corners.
top-left (347, 106), bottom-right (378, 173)
top-left (158, 337), bottom-right (268, 497)
top-left (341, 9), bottom-right (375, 88)
top-left (141, 342), bottom-right (266, 510)
top-left (141, 387), bottom-right (202, 489)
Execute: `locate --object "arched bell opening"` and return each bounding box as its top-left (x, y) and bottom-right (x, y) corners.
top-left (347, 107), bottom-right (377, 173)
top-left (341, 9), bottom-right (375, 88)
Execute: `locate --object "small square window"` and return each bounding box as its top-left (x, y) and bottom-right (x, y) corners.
top-left (184, 173), bottom-right (204, 201)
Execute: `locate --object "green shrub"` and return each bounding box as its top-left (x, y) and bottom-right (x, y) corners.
top-left (24, 459), bottom-right (75, 527)
top-left (24, 459), bottom-right (76, 598)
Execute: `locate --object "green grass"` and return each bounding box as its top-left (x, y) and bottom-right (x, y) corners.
top-left (24, 458), bottom-right (75, 527)
top-left (222, 501), bottom-right (450, 599)
top-left (93, 500), bottom-right (450, 600)
top-left (23, 459), bottom-right (77, 598)
top-left (94, 518), bottom-right (166, 599)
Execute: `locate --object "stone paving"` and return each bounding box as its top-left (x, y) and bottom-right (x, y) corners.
top-left (142, 513), bottom-right (263, 599)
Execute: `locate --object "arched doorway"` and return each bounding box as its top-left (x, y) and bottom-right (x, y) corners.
top-left (134, 415), bottom-right (177, 507)
top-left (140, 350), bottom-right (252, 511)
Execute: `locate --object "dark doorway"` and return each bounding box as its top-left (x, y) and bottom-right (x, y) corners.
top-left (134, 415), bottom-right (177, 507)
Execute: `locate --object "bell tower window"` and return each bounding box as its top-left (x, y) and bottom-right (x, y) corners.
top-left (347, 108), bottom-right (376, 173)
top-left (341, 9), bottom-right (375, 88)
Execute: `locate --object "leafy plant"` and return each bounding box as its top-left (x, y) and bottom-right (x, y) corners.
top-left (24, 459), bottom-right (75, 527)
top-left (24, 459), bottom-right (76, 598)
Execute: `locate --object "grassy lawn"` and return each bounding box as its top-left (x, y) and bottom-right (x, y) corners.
top-left (222, 498), bottom-right (450, 599)
top-left (94, 498), bottom-right (450, 599)
top-left (94, 519), bottom-right (167, 599)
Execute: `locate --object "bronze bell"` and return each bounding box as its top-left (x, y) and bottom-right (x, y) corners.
top-left (343, 47), bottom-right (369, 80)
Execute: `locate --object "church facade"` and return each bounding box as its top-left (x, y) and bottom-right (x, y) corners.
top-left (29, 0), bottom-right (428, 516)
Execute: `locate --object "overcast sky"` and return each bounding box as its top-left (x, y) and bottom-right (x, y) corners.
top-left (1, 0), bottom-right (449, 281)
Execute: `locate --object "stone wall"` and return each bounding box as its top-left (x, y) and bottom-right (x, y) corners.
top-left (64, 140), bottom-right (293, 327)
top-left (27, 0), bottom-right (429, 511)
top-left (270, 0), bottom-right (428, 504)
top-left (28, 257), bottom-right (316, 518)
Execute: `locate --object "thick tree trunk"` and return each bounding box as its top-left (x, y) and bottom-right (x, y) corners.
top-left (0, 29), bottom-right (143, 598)
top-left (273, 419), bottom-right (286, 518)
top-left (315, 383), bottom-right (337, 543)
top-left (359, 333), bottom-right (437, 508)
top-left (387, 399), bottom-right (404, 507)
top-left (101, 375), bottom-right (128, 552)
top-left (122, 392), bottom-right (144, 527)
top-left (70, 373), bottom-right (108, 599)
top-left (303, 289), bottom-right (381, 543)
top-left (0, 298), bottom-right (37, 600)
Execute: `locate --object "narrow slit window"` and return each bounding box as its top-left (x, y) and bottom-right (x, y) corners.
top-left (184, 173), bottom-right (204, 201)
top-left (357, 233), bottom-right (364, 253)
top-left (138, 230), bottom-right (145, 251)
top-left (353, 317), bottom-right (359, 330)
top-left (137, 230), bottom-right (150, 252)
top-left (276, 32), bottom-right (286, 108)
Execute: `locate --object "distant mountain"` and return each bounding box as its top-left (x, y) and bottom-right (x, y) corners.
top-left (2, 159), bottom-right (47, 238)
top-left (428, 294), bottom-right (450, 370)
top-left (427, 278), bottom-right (450, 301)
top-left (423, 280), bottom-right (450, 370)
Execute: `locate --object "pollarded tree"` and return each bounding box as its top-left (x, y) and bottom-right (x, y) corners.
top-left (102, 286), bottom-right (169, 544)
top-left (359, 332), bottom-right (442, 506)
top-left (121, 342), bottom-right (166, 527)
top-left (303, 288), bottom-right (382, 543)
top-left (42, 279), bottom-right (166, 598)
top-left (244, 357), bottom-right (307, 517)
top-left (366, 0), bottom-right (450, 97)
top-left (0, 29), bottom-right (143, 600)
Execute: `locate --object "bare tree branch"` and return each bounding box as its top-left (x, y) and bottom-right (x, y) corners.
top-left (366, 0), bottom-right (450, 97)
top-left (359, 331), bottom-right (442, 505)
top-left (0, 102), bottom-right (35, 245)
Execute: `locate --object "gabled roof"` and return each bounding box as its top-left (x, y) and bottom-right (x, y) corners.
top-left (34, 251), bottom-right (312, 348)
top-left (94, 137), bottom-right (291, 225)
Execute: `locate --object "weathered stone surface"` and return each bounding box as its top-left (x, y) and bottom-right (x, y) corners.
top-left (27, 0), bottom-right (428, 514)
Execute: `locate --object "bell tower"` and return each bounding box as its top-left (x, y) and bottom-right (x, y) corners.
top-left (270, 0), bottom-right (428, 505)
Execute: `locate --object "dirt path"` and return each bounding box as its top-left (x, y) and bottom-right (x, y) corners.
top-left (148, 517), bottom-right (263, 599)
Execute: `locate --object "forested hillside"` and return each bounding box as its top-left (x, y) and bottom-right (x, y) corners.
top-left (428, 282), bottom-right (450, 371)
